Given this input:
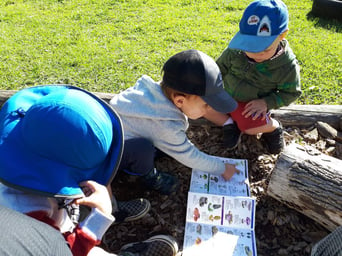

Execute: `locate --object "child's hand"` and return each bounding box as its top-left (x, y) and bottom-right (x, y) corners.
top-left (222, 163), bottom-right (240, 181)
top-left (74, 181), bottom-right (112, 216)
top-left (242, 99), bottom-right (267, 120)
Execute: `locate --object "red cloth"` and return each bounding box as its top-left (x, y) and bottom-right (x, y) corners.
top-left (230, 102), bottom-right (270, 132)
top-left (27, 211), bottom-right (99, 256)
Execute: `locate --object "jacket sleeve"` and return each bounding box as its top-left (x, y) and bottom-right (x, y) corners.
top-left (216, 47), bottom-right (231, 78)
top-left (263, 59), bottom-right (301, 110)
top-left (153, 121), bottom-right (226, 175)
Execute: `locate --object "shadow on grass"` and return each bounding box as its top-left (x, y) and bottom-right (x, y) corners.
top-left (306, 11), bottom-right (342, 33)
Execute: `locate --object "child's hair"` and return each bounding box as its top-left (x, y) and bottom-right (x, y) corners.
top-left (160, 49), bottom-right (237, 113)
top-left (160, 80), bottom-right (186, 100)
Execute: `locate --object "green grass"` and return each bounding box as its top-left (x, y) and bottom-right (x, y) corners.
top-left (0, 0), bottom-right (341, 104)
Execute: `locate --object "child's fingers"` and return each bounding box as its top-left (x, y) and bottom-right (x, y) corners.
top-left (242, 104), bottom-right (252, 116)
top-left (244, 101), bottom-right (253, 109)
top-left (251, 110), bottom-right (263, 120)
top-left (74, 197), bottom-right (96, 208)
top-left (79, 181), bottom-right (97, 196)
top-left (79, 180), bottom-right (96, 190)
top-left (81, 186), bottom-right (93, 197)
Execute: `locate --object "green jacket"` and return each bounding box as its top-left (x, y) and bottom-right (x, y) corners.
top-left (216, 39), bottom-right (301, 110)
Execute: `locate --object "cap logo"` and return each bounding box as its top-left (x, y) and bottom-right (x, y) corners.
top-left (257, 16), bottom-right (271, 36)
top-left (247, 15), bottom-right (259, 25)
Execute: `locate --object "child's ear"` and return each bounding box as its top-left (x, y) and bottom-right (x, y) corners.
top-left (280, 29), bottom-right (289, 40)
top-left (172, 94), bottom-right (186, 108)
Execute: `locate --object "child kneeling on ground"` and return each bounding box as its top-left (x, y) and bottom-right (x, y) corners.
top-left (110, 49), bottom-right (239, 195)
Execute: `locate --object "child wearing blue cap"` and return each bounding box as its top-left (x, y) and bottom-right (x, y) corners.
top-left (0, 85), bottom-right (179, 256)
top-left (205, 0), bottom-right (301, 154)
top-left (110, 49), bottom-right (239, 195)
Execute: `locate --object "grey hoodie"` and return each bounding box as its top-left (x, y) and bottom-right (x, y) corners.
top-left (110, 75), bottom-right (225, 175)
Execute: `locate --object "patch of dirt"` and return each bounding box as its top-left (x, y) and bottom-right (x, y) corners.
top-left (105, 123), bottom-right (340, 256)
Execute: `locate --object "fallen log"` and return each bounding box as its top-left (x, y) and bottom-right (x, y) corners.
top-left (0, 89), bottom-right (341, 129)
top-left (271, 104), bottom-right (342, 130)
top-left (267, 142), bottom-right (342, 231)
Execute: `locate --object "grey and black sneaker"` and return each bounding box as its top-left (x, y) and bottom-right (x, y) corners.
top-left (142, 168), bottom-right (179, 195)
top-left (118, 235), bottom-right (179, 256)
top-left (223, 122), bottom-right (242, 149)
top-left (261, 123), bottom-right (284, 154)
top-left (74, 198), bottom-right (150, 224)
top-left (112, 198), bottom-right (151, 223)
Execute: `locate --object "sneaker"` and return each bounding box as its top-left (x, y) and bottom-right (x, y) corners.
top-left (261, 123), bottom-right (284, 154)
top-left (113, 198), bottom-right (151, 223)
top-left (223, 123), bottom-right (242, 149)
top-left (72, 198), bottom-right (150, 224)
top-left (142, 168), bottom-right (179, 195)
top-left (118, 235), bottom-right (179, 256)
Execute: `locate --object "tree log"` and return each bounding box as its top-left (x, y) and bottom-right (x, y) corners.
top-left (0, 89), bottom-right (341, 129)
top-left (267, 142), bottom-right (342, 231)
top-left (271, 104), bottom-right (342, 130)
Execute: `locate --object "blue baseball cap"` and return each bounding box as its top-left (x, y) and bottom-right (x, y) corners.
top-left (0, 85), bottom-right (123, 198)
top-left (229, 0), bottom-right (289, 53)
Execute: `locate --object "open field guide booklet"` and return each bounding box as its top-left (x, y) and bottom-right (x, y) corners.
top-left (183, 157), bottom-right (257, 256)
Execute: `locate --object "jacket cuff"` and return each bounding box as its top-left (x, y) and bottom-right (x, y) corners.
top-left (79, 208), bottom-right (115, 240)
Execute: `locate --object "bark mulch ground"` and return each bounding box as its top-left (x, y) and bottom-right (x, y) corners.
top-left (104, 123), bottom-right (341, 256)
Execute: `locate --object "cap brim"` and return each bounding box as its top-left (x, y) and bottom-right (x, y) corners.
top-left (228, 32), bottom-right (278, 53)
top-left (0, 85), bottom-right (123, 198)
top-left (202, 90), bottom-right (237, 113)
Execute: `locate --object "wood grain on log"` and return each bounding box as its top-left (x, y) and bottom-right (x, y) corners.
top-left (267, 142), bottom-right (342, 231)
top-left (271, 104), bottom-right (342, 130)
